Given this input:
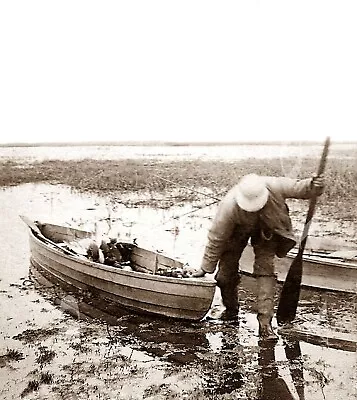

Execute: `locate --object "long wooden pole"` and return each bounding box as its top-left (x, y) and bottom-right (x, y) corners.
top-left (276, 137), bottom-right (330, 326)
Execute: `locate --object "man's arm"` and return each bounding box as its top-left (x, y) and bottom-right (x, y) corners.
top-left (200, 224), bottom-right (235, 273)
top-left (193, 195), bottom-right (238, 276)
top-left (264, 176), bottom-right (325, 199)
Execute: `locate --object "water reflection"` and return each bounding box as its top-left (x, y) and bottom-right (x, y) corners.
top-left (201, 330), bottom-right (305, 398)
top-left (203, 330), bottom-right (244, 396)
top-left (258, 339), bottom-right (304, 400)
top-left (284, 339), bottom-right (305, 400)
top-left (29, 263), bottom-right (210, 364)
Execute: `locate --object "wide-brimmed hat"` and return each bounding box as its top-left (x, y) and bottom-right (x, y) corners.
top-left (234, 174), bottom-right (269, 212)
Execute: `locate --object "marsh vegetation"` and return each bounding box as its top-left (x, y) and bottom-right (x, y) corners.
top-left (1, 156), bottom-right (356, 206)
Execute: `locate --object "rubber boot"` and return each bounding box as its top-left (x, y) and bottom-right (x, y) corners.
top-left (256, 276), bottom-right (278, 342)
top-left (216, 281), bottom-right (240, 322)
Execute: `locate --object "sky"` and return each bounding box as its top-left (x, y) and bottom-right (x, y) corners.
top-left (1, 1), bottom-right (356, 144)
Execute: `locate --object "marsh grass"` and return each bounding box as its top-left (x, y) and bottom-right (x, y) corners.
top-left (36, 347), bottom-right (56, 367)
top-left (5, 348), bottom-right (24, 361)
top-left (19, 372), bottom-right (54, 398)
top-left (1, 157), bottom-right (356, 227)
top-left (1, 157), bottom-right (356, 204)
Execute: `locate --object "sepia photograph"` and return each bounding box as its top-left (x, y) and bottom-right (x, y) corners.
top-left (0, 1), bottom-right (356, 399)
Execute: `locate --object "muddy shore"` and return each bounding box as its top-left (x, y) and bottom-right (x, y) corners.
top-left (1, 182), bottom-right (356, 400)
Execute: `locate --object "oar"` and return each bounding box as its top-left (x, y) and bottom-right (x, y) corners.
top-left (20, 215), bottom-right (77, 256)
top-left (276, 137), bottom-right (330, 326)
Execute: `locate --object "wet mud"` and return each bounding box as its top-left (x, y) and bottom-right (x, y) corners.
top-left (0, 183), bottom-right (356, 399)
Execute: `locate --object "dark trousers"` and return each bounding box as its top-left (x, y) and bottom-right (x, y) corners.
top-left (215, 231), bottom-right (279, 312)
top-left (215, 233), bottom-right (249, 312)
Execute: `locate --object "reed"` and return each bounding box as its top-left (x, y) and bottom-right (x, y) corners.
top-left (1, 157), bottom-right (356, 201)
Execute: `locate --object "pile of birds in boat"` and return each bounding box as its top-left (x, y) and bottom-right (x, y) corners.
top-left (61, 236), bottom-right (192, 278)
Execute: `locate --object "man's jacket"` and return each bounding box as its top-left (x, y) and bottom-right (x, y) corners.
top-left (201, 176), bottom-right (314, 273)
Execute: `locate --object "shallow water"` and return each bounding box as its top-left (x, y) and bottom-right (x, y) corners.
top-left (0, 184), bottom-right (356, 399)
top-left (0, 142), bottom-right (354, 163)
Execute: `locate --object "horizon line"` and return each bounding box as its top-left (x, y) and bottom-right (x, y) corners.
top-left (1, 139), bottom-right (355, 147)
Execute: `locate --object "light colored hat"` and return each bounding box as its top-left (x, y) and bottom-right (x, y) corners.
top-left (234, 174), bottom-right (269, 212)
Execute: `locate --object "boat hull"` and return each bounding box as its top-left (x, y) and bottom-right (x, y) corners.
top-left (28, 227), bottom-right (216, 321)
top-left (239, 245), bottom-right (357, 294)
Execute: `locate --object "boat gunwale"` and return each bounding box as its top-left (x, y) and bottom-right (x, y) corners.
top-left (29, 228), bottom-right (216, 288)
top-left (32, 243), bottom-right (215, 302)
top-left (287, 249), bottom-right (357, 269)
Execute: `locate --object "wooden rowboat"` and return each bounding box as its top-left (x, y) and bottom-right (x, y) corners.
top-left (239, 241), bottom-right (357, 294)
top-left (23, 217), bottom-right (216, 321)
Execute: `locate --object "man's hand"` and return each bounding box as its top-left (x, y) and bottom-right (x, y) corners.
top-left (191, 268), bottom-right (206, 278)
top-left (311, 174), bottom-right (325, 196)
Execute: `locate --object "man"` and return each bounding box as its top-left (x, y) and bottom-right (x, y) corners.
top-left (193, 173), bottom-right (325, 341)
